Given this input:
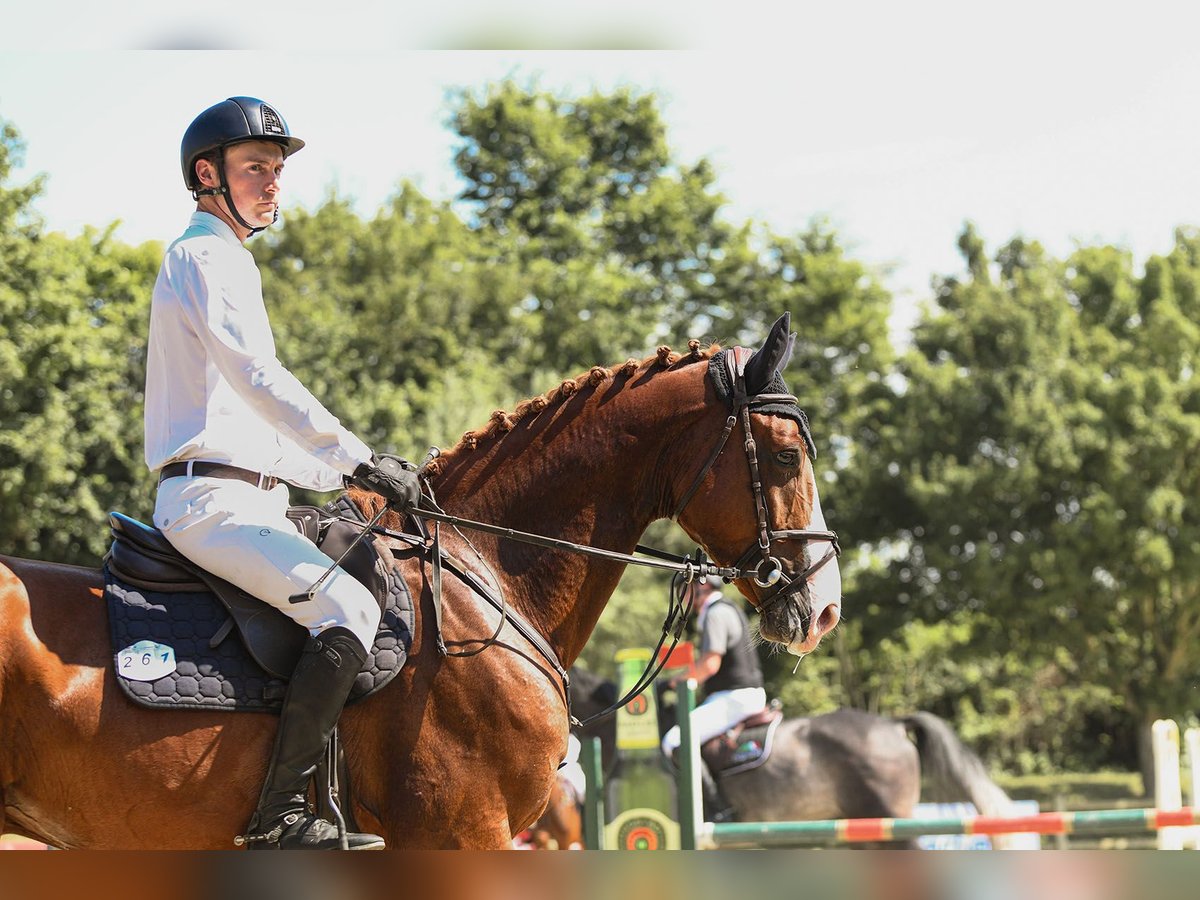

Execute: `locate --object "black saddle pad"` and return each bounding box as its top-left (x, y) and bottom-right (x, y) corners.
top-left (104, 566), bottom-right (414, 713)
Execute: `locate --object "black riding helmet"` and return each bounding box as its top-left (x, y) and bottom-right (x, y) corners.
top-left (180, 96), bottom-right (305, 235)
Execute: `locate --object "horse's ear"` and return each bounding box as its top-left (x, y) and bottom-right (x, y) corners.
top-left (743, 312), bottom-right (794, 394)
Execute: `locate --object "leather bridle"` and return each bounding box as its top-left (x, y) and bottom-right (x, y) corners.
top-left (671, 387), bottom-right (841, 620)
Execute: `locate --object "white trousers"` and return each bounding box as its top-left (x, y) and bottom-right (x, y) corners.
top-left (661, 686), bottom-right (767, 756)
top-left (153, 474), bottom-right (382, 653)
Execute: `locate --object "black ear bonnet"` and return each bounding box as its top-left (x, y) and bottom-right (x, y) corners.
top-left (707, 348), bottom-right (816, 460)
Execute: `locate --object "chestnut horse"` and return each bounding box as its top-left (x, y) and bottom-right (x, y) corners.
top-left (0, 314), bottom-right (841, 848)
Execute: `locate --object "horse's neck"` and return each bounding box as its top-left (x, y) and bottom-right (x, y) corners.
top-left (434, 368), bottom-right (705, 664)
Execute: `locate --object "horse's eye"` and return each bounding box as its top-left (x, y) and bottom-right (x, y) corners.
top-left (775, 449), bottom-right (800, 468)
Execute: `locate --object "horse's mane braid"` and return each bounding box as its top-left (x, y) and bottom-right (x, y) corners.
top-left (424, 340), bottom-right (720, 476)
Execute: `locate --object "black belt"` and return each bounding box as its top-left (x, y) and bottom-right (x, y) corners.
top-left (158, 461), bottom-right (279, 491)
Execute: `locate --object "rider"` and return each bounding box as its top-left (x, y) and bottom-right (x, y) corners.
top-left (661, 574), bottom-right (767, 822)
top-left (145, 96), bottom-right (420, 850)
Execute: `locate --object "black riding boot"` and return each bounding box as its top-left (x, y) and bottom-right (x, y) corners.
top-left (240, 627), bottom-right (385, 850)
top-left (700, 760), bottom-right (737, 823)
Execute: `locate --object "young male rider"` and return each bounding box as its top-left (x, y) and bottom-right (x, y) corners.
top-left (146, 96), bottom-right (418, 850)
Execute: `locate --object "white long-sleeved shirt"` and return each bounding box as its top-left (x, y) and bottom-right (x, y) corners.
top-left (144, 212), bottom-right (372, 491)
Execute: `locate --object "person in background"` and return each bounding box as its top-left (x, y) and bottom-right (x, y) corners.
top-left (661, 574), bottom-right (767, 822)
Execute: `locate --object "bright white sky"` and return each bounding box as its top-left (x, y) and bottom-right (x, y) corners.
top-left (2, 3), bottom-right (1200, 338)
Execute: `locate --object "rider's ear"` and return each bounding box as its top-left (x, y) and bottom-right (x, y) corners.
top-left (196, 157), bottom-right (219, 189)
top-left (743, 312), bottom-right (792, 394)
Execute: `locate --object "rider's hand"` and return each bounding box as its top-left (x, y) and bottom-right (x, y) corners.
top-left (347, 456), bottom-right (421, 510)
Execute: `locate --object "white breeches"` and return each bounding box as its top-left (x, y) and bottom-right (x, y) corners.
top-left (154, 474), bottom-right (382, 653)
top-left (661, 687), bottom-right (768, 756)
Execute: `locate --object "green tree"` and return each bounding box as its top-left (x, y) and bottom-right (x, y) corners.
top-left (255, 186), bottom-right (530, 462)
top-left (0, 118), bottom-right (159, 562)
top-left (843, 223), bottom-right (1200, 780)
top-left (451, 81), bottom-right (741, 383)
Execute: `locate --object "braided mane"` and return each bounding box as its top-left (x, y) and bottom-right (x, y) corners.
top-left (423, 340), bottom-right (721, 478)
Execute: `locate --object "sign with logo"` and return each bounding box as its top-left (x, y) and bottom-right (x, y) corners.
top-left (614, 648), bottom-right (661, 750)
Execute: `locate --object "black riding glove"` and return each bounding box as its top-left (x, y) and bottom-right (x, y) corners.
top-left (347, 456), bottom-right (421, 510)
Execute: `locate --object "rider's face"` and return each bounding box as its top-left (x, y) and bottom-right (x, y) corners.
top-left (196, 140), bottom-right (285, 237)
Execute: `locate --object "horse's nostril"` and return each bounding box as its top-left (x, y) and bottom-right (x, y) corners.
top-left (812, 604), bottom-right (840, 640)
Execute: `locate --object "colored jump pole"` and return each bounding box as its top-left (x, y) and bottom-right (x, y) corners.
top-left (677, 678), bottom-right (701, 850)
top-left (676, 687), bottom-right (1200, 849)
top-left (699, 806), bottom-right (1200, 849)
top-left (582, 735), bottom-right (605, 850)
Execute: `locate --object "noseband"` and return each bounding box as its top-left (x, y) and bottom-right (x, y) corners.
top-left (671, 381), bottom-right (840, 618)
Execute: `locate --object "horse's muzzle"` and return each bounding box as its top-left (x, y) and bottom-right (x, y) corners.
top-left (756, 574), bottom-right (841, 656)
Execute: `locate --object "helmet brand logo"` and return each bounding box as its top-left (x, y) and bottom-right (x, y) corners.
top-left (261, 105), bottom-right (284, 135)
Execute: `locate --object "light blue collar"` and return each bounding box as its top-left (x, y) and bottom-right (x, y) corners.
top-left (188, 210), bottom-right (243, 248)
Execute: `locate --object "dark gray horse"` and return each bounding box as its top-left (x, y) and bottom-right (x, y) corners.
top-left (718, 708), bottom-right (1013, 821)
top-left (570, 667), bottom-right (1015, 846)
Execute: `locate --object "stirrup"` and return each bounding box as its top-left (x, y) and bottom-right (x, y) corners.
top-left (235, 811), bottom-right (385, 851)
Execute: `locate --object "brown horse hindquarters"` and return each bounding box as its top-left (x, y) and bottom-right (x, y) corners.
top-left (0, 557), bottom-right (285, 848)
top-left (0, 552), bottom-right (566, 849)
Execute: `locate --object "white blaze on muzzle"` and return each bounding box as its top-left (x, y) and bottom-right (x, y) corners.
top-left (806, 481), bottom-right (842, 612)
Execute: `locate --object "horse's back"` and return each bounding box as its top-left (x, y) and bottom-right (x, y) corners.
top-left (0, 555), bottom-right (110, 680)
top-left (725, 708), bottom-right (921, 822)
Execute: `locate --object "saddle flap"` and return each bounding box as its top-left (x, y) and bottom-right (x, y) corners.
top-left (285, 506), bottom-right (324, 544)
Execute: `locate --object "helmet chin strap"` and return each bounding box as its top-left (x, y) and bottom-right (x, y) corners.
top-left (190, 147), bottom-right (274, 237)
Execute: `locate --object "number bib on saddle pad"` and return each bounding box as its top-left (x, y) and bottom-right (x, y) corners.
top-left (101, 495), bottom-right (416, 713)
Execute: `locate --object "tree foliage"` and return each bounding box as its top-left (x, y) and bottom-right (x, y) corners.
top-left (0, 122), bottom-right (159, 563)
